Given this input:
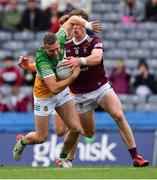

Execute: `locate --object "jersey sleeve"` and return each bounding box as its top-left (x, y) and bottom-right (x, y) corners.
top-left (92, 37), bottom-right (104, 51)
top-left (56, 28), bottom-right (68, 44)
top-left (36, 50), bottom-right (55, 78)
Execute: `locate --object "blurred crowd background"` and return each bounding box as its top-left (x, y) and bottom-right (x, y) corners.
top-left (0, 0), bottom-right (157, 112)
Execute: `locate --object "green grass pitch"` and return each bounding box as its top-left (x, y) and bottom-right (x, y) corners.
top-left (0, 166), bottom-right (157, 179)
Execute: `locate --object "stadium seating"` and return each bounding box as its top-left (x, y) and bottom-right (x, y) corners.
top-left (13, 31), bottom-right (35, 41)
top-left (0, 0), bottom-right (157, 113)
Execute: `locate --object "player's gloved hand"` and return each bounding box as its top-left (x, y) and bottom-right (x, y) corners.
top-left (18, 56), bottom-right (29, 70)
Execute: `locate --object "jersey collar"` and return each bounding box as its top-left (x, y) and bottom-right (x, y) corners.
top-left (72, 34), bottom-right (88, 45)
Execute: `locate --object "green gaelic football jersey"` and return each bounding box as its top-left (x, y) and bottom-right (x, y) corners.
top-left (34, 28), bottom-right (68, 98)
top-left (36, 28), bottom-right (67, 78)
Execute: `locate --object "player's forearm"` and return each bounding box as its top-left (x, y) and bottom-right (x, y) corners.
top-left (69, 16), bottom-right (88, 28)
top-left (48, 76), bottom-right (76, 95)
top-left (79, 49), bottom-right (103, 66)
top-left (62, 16), bottom-right (90, 33)
top-left (79, 54), bottom-right (102, 66)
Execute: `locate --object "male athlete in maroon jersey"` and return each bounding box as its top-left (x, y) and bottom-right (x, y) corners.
top-left (66, 35), bottom-right (108, 93)
top-left (61, 9), bottom-right (149, 167)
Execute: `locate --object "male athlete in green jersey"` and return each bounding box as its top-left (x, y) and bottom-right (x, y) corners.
top-left (13, 15), bottom-right (102, 166)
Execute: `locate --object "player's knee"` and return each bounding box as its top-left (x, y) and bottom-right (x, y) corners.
top-left (69, 126), bottom-right (81, 135)
top-left (112, 110), bottom-right (124, 123)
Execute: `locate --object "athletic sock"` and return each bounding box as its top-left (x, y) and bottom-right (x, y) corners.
top-left (128, 147), bottom-right (137, 160)
top-left (67, 158), bottom-right (74, 162)
top-left (20, 139), bottom-right (26, 146)
top-left (60, 151), bottom-right (68, 159)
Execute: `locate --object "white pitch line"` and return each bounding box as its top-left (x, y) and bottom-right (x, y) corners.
top-left (1, 179), bottom-right (156, 180)
top-left (7, 167), bottom-right (145, 171)
top-left (8, 167), bottom-right (111, 171)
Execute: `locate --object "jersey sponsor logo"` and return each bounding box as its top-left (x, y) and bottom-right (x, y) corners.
top-left (44, 106), bottom-right (48, 111)
top-left (81, 67), bottom-right (89, 71)
top-left (63, 93), bottom-right (69, 97)
top-left (83, 46), bottom-right (88, 54)
top-left (34, 104), bottom-right (40, 111)
top-left (66, 49), bottom-right (71, 53)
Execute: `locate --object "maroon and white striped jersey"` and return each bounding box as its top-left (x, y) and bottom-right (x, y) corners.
top-left (65, 35), bottom-right (108, 94)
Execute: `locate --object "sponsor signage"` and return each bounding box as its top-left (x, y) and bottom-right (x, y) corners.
top-left (0, 131), bottom-right (154, 166)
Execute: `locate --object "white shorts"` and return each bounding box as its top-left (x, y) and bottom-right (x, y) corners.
top-left (34, 88), bottom-right (73, 116)
top-left (52, 82), bottom-right (113, 115)
top-left (74, 82), bottom-right (113, 114)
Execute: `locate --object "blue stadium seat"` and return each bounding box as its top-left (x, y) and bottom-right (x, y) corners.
top-left (0, 32), bottom-right (12, 41)
top-left (0, 50), bottom-right (12, 59)
top-left (102, 23), bottom-right (115, 32)
top-left (115, 23), bottom-right (136, 31)
top-left (103, 41), bottom-right (116, 49)
top-left (103, 59), bottom-right (115, 69)
top-left (148, 95), bottom-right (157, 104)
top-left (118, 40), bottom-right (139, 49)
top-left (124, 59), bottom-right (138, 69)
top-left (13, 50), bottom-right (29, 59)
top-left (25, 41), bottom-right (41, 51)
top-left (13, 31), bottom-right (35, 41)
top-left (0, 85), bottom-right (12, 96)
top-left (92, 3), bottom-right (114, 12)
top-left (137, 23), bottom-right (157, 31)
top-left (127, 31), bottom-right (149, 40)
top-left (104, 31), bottom-right (125, 40)
top-left (2, 41), bottom-right (24, 51)
top-left (136, 103), bottom-right (157, 112)
top-left (146, 59), bottom-right (157, 70)
top-left (118, 94), bottom-right (146, 105)
top-left (90, 13), bottom-right (101, 21)
top-left (152, 50), bottom-right (157, 58)
top-left (140, 40), bottom-right (157, 49)
top-left (102, 13), bottom-right (120, 22)
top-left (128, 49), bottom-right (151, 58)
top-left (20, 86), bottom-right (33, 96)
top-left (122, 103), bottom-right (135, 111)
top-left (150, 31), bottom-right (157, 39)
top-left (35, 32), bottom-right (47, 41)
top-left (105, 49), bottom-right (127, 58)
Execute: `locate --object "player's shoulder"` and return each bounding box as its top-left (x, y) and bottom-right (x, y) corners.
top-left (36, 47), bottom-right (49, 63)
top-left (87, 35), bottom-right (102, 43)
top-left (36, 47), bottom-right (45, 58)
top-left (65, 38), bottom-right (73, 45)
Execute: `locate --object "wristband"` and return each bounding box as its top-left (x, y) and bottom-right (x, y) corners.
top-left (80, 57), bottom-right (87, 65)
top-left (85, 22), bottom-right (93, 30)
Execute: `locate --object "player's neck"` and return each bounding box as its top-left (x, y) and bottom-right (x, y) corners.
top-left (73, 34), bottom-right (87, 45)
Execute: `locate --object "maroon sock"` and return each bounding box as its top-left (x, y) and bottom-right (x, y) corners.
top-left (128, 147), bottom-right (137, 160)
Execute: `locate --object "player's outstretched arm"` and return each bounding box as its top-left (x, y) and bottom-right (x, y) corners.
top-left (61, 48), bottom-right (103, 68)
top-left (61, 15), bottom-right (102, 34)
top-left (18, 56), bottom-right (36, 72)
